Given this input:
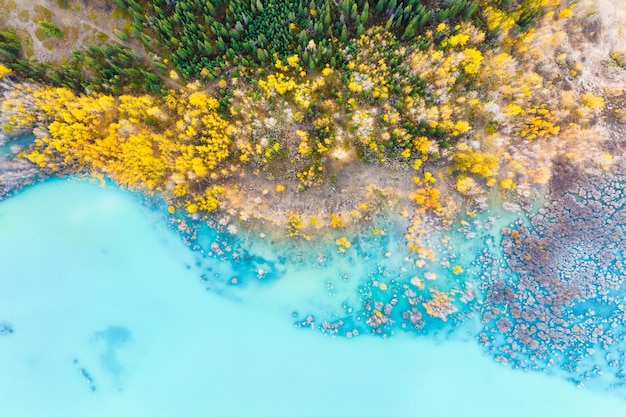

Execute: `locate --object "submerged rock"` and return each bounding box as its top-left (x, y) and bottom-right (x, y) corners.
top-left (481, 157), bottom-right (626, 382)
top-left (0, 323), bottom-right (13, 335)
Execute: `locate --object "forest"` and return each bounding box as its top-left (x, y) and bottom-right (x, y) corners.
top-left (0, 0), bottom-right (606, 245)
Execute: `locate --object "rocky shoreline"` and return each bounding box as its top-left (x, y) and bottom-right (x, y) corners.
top-left (0, 155), bottom-right (42, 200)
top-left (0, 79), bottom-right (42, 199)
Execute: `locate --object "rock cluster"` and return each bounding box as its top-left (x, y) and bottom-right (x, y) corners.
top-left (481, 157), bottom-right (626, 381)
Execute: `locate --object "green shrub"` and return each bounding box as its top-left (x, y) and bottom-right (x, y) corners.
top-left (38, 21), bottom-right (64, 39)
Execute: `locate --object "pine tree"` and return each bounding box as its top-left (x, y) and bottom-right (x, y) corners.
top-left (360, 1), bottom-right (369, 23)
top-left (375, 0), bottom-right (387, 13)
top-left (402, 16), bottom-right (418, 40)
top-left (340, 24), bottom-right (348, 42)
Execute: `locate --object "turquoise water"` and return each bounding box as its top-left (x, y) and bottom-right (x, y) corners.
top-left (0, 134), bottom-right (34, 156)
top-left (1, 178), bottom-right (626, 416)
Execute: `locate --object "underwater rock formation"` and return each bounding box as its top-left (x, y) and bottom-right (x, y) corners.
top-left (481, 157), bottom-right (626, 380)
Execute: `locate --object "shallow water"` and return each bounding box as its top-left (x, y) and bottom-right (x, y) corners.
top-left (0, 134), bottom-right (34, 156)
top-left (1, 178), bottom-right (626, 416)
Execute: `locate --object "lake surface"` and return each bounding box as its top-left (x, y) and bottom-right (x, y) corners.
top-left (1, 178), bottom-right (626, 416)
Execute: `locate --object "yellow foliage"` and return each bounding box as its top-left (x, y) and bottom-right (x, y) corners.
top-left (348, 81), bottom-right (362, 92)
top-left (559, 7), bottom-right (573, 19)
top-left (580, 93), bottom-right (605, 110)
top-left (456, 175), bottom-right (478, 194)
top-left (20, 86), bottom-right (231, 215)
top-left (335, 237), bottom-right (351, 252)
top-left (452, 143), bottom-right (499, 178)
top-left (287, 214), bottom-right (303, 237)
top-left (0, 64), bottom-right (12, 79)
top-left (298, 139), bottom-right (311, 156)
top-left (412, 185), bottom-right (442, 213)
top-left (258, 73), bottom-right (298, 97)
top-left (506, 104), bottom-right (524, 117)
top-left (483, 6), bottom-right (515, 34)
top-left (330, 214), bottom-right (345, 228)
top-left (450, 120), bottom-right (471, 136)
top-left (462, 48), bottom-right (483, 75)
top-left (113, 132), bottom-right (167, 190)
top-left (520, 105), bottom-right (560, 140)
top-left (500, 178), bottom-right (516, 190)
top-left (287, 54), bottom-right (300, 68)
top-left (186, 202), bottom-right (198, 214)
top-left (196, 187), bottom-right (222, 212)
top-left (447, 34), bottom-right (470, 47)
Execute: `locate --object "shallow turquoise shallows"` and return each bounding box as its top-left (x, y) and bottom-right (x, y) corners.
top-left (1, 178), bottom-right (626, 417)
